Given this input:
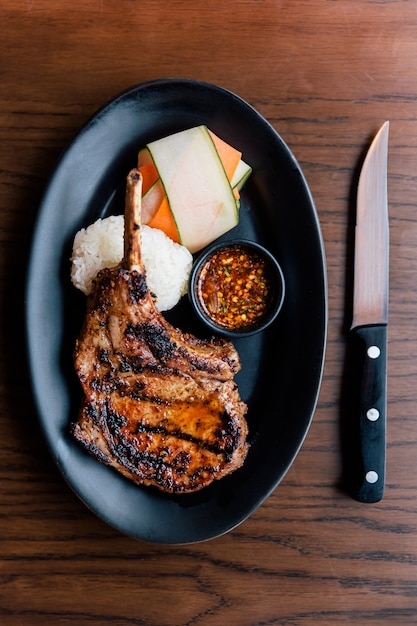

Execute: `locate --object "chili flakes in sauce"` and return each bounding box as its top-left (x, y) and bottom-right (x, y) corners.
top-left (196, 245), bottom-right (274, 330)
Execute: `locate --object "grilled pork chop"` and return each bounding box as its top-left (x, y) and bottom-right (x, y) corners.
top-left (72, 169), bottom-right (249, 493)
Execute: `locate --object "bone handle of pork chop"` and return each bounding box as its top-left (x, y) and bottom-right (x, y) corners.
top-left (123, 169), bottom-right (143, 271)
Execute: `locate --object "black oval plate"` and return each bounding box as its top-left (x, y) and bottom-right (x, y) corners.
top-left (26, 79), bottom-right (327, 544)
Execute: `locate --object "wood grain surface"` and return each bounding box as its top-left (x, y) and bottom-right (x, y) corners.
top-left (1, 1), bottom-right (417, 624)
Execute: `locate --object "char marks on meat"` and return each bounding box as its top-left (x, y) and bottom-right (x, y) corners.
top-left (72, 169), bottom-right (249, 493)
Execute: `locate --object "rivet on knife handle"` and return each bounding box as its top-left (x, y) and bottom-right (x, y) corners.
top-left (348, 325), bottom-right (387, 503)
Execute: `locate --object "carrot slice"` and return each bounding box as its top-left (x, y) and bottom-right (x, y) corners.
top-left (139, 162), bottom-right (179, 241)
top-left (147, 195), bottom-right (180, 244)
top-left (208, 130), bottom-right (242, 183)
top-left (140, 163), bottom-right (159, 195)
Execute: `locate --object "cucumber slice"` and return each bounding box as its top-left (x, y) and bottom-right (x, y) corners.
top-left (231, 158), bottom-right (252, 191)
top-left (146, 126), bottom-right (239, 253)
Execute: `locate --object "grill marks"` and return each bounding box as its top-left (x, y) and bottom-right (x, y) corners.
top-left (86, 343), bottom-right (243, 454)
top-left (71, 170), bottom-right (248, 493)
top-left (125, 322), bottom-right (177, 362)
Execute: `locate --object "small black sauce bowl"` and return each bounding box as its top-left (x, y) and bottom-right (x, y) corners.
top-left (188, 239), bottom-right (285, 338)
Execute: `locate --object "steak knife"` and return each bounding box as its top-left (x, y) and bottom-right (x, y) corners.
top-left (348, 121), bottom-right (389, 503)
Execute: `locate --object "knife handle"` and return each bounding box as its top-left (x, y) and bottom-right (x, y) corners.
top-left (346, 325), bottom-right (387, 503)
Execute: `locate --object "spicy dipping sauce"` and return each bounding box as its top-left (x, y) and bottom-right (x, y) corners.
top-left (194, 242), bottom-right (282, 333)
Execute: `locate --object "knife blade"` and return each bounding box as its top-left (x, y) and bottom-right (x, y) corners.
top-left (348, 121), bottom-right (389, 503)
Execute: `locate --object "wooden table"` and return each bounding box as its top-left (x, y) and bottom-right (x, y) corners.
top-left (1, 1), bottom-right (417, 624)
